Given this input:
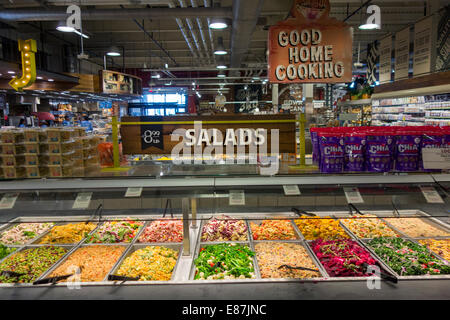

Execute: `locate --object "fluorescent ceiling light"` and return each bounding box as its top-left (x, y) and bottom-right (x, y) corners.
top-left (48, 79), bottom-right (54, 82)
top-left (359, 23), bottom-right (380, 30)
top-left (73, 29), bottom-right (89, 39)
top-left (106, 46), bottom-right (121, 56)
top-left (56, 20), bottom-right (74, 32)
top-left (165, 63), bottom-right (169, 68)
top-left (36, 76), bottom-right (43, 80)
top-left (214, 37), bottom-right (227, 55)
top-left (151, 73), bottom-right (161, 79)
top-left (209, 18), bottom-right (228, 29)
top-left (7, 71), bottom-right (15, 74)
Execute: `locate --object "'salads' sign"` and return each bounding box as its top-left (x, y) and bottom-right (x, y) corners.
top-left (268, 0), bottom-right (353, 83)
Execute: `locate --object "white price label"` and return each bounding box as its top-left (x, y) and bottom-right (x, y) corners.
top-left (344, 187), bottom-right (364, 204)
top-left (422, 148), bottom-right (450, 170)
top-left (229, 190), bottom-right (245, 206)
top-left (283, 185), bottom-right (301, 196)
top-left (72, 192), bottom-right (92, 209)
top-left (420, 187), bottom-right (444, 204)
top-left (0, 193), bottom-right (19, 210)
top-left (125, 187), bottom-right (143, 198)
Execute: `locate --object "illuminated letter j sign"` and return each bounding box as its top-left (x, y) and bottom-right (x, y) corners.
top-left (9, 39), bottom-right (37, 91)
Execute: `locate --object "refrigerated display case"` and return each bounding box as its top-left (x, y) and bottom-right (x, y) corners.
top-left (0, 173), bottom-right (449, 299)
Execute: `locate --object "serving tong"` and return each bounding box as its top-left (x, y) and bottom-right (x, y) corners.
top-left (278, 265), bottom-right (319, 273)
top-left (291, 208), bottom-right (316, 217)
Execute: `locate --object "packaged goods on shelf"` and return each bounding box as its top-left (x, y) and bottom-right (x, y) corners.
top-left (45, 128), bottom-right (74, 143)
top-left (40, 152), bottom-right (74, 166)
top-left (23, 165), bottom-right (42, 178)
top-left (49, 245), bottom-right (126, 282)
top-left (201, 216), bottom-right (248, 242)
top-left (310, 239), bottom-right (382, 277)
top-left (0, 143), bottom-right (25, 155)
top-left (1, 154), bottom-right (24, 166)
top-left (255, 242), bottom-right (321, 279)
top-left (385, 217), bottom-right (449, 237)
top-left (418, 239), bottom-right (450, 261)
top-left (116, 246), bottom-right (179, 281)
top-left (21, 142), bottom-right (39, 154)
top-left (23, 129), bottom-right (40, 142)
top-left (45, 164), bottom-right (73, 177)
top-left (0, 222), bottom-right (55, 245)
top-left (368, 237), bottom-right (450, 276)
top-left (194, 243), bottom-right (256, 280)
top-left (40, 141), bottom-right (75, 154)
top-left (0, 246), bottom-right (68, 283)
top-left (23, 154), bottom-right (39, 166)
top-left (1, 166), bottom-right (25, 179)
top-left (139, 219), bottom-right (183, 243)
top-left (294, 216), bottom-right (350, 240)
top-left (0, 129), bottom-right (23, 144)
top-left (311, 126), bottom-right (450, 173)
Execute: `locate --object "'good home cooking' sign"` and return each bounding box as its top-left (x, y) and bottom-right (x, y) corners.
top-left (268, 0), bottom-right (352, 83)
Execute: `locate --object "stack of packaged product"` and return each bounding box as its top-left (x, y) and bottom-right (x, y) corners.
top-left (310, 126), bottom-right (450, 173)
top-left (0, 127), bottom-right (101, 179)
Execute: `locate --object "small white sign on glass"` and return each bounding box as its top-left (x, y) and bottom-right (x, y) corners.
top-left (420, 186), bottom-right (444, 204)
top-left (344, 187), bottom-right (364, 204)
top-left (72, 192), bottom-right (93, 209)
top-left (0, 193), bottom-right (19, 210)
top-left (283, 185), bottom-right (301, 196)
top-left (125, 187), bottom-right (143, 198)
top-left (229, 190), bottom-right (245, 206)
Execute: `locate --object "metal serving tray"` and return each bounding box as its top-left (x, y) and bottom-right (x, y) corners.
top-left (398, 236), bottom-right (450, 264)
top-left (252, 240), bottom-right (328, 280)
top-left (248, 219), bottom-right (301, 242)
top-left (0, 244), bottom-right (75, 287)
top-left (189, 241), bottom-right (261, 282)
top-left (360, 238), bottom-right (450, 280)
top-left (198, 216), bottom-right (252, 244)
top-left (30, 221), bottom-right (100, 246)
top-left (134, 217), bottom-right (185, 245)
top-left (0, 220), bottom-right (57, 246)
top-left (37, 243), bottom-right (130, 284)
top-left (107, 243), bottom-right (182, 283)
top-left (337, 216), bottom-right (403, 241)
top-left (379, 212), bottom-right (450, 239)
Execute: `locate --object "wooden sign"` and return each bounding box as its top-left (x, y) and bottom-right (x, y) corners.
top-left (120, 114), bottom-right (296, 154)
top-left (268, 0), bottom-right (352, 84)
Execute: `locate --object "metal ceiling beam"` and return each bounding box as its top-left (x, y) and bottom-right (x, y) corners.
top-left (0, 6), bottom-right (232, 21)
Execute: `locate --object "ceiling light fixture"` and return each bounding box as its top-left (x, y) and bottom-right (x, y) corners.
top-left (56, 20), bottom-right (74, 32)
top-left (209, 17), bottom-right (228, 30)
top-left (106, 46), bottom-right (121, 56)
top-left (7, 71), bottom-right (15, 74)
top-left (73, 29), bottom-right (90, 39)
top-left (214, 37), bottom-right (227, 55)
top-left (165, 63), bottom-right (169, 68)
top-left (216, 57), bottom-right (227, 69)
top-left (48, 79), bottom-right (54, 82)
top-left (217, 71), bottom-right (226, 78)
top-left (359, 5), bottom-right (381, 30)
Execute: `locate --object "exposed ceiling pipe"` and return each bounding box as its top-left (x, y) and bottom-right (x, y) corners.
top-left (178, 0), bottom-right (207, 64)
top-left (0, 6), bottom-right (232, 21)
top-left (191, 0), bottom-right (211, 65)
top-left (229, 0), bottom-right (264, 76)
top-left (168, 1), bottom-right (199, 63)
top-left (203, 0), bottom-right (216, 65)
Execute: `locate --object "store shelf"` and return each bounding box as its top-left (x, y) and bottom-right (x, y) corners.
top-left (337, 99), bottom-right (372, 107)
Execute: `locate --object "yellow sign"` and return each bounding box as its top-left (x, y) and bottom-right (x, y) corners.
top-left (9, 39), bottom-right (37, 91)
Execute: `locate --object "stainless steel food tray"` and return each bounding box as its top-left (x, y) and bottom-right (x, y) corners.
top-left (37, 243), bottom-right (130, 284)
top-left (133, 218), bottom-right (184, 245)
top-left (107, 243), bottom-right (183, 283)
top-left (359, 238), bottom-right (450, 280)
top-left (248, 219), bottom-right (302, 242)
top-left (198, 216), bottom-right (252, 244)
top-left (0, 244), bottom-right (75, 287)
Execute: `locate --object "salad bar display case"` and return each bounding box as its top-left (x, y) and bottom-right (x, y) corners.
top-left (0, 174), bottom-right (448, 299)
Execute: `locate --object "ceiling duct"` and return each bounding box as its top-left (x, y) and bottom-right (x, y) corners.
top-left (0, 7), bottom-right (232, 21)
top-left (229, 0), bottom-right (264, 76)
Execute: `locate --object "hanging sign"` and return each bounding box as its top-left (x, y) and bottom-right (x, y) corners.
top-left (435, 7), bottom-right (450, 72)
top-left (413, 16), bottom-right (435, 76)
top-left (366, 41), bottom-right (379, 85)
top-left (394, 27), bottom-right (410, 80)
top-left (268, 0), bottom-right (352, 84)
top-left (9, 39), bottom-right (37, 91)
top-left (379, 36), bottom-right (392, 84)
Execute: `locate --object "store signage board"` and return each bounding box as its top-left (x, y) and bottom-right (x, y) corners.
top-left (343, 187), bottom-right (364, 204)
top-left (0, 193), bottom-right (19, 210)
top-left (268, 0), bottom-right (352, 84)
top-left (435, 7), bottom-right (450, 72)
top-left (422, 148), bottom-right (450, 170)
top-left (339, 113), bottom-right (358, 121)
top-left (420, 186), bottom-right (444, 204)
top-left (72, 192), bottom-right (92, 209)
top-left (229, 190), bottom-right (245, 206)
top-left (413, 15), bottom-right (435, 77)
top-left (394, 27), bottom-right (410, 80)
top-left (125, 187), bottom-right (143, 198)
top-left (283, 185), bottom-right (301, 196)
top-left (120, 115), bottom-right (296, 154)
top-left (379, 36), bottom-right (392, 84)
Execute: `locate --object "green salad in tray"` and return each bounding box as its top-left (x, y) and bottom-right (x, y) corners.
top-left (368, 237), bottom-right (450, 276)
top-left (0, 245), bottom-right (16, 260)
top-left (194, 243), bottom-right (256, 280)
